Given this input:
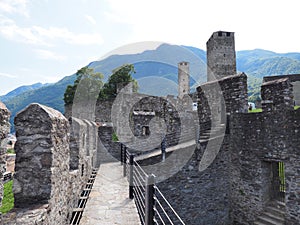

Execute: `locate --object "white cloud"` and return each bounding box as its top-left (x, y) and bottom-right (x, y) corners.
top-left (104, 0), bottom-right (300, 52)
top-left (33, 26), bottom-right (103, 45)
top-left (0, 16), bottom-right (47, 45)
top-left (34, 49), bottom-right (66, 61)
top-left (0, 16), bottom-right (104, 46)
top-left (0, 0), bottom-right (29, 17)
top-left (85, 15), bottom-right (97, 25)
top-left (0, 72), bottom-right (17, 78)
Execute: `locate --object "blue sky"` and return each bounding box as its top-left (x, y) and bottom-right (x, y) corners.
top-left (0, 0), bottom-right (299, 95)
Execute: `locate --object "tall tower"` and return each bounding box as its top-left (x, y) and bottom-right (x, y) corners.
top-left (206, 31), bottom-right (236, 82)
top-left (178, 61), bottom-right (190, 98)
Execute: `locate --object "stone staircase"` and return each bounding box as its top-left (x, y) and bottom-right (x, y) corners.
top-left (199, 123), bottom-right (225, 144)
top-left (254, 201), bottom-right (285, 225)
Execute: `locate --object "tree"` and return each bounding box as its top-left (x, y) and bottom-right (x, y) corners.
top-left (64, 66), bottom-right (104, 105)
top-left (99, 64), bottom-right (138, 99)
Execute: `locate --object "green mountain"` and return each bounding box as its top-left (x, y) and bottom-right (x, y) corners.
top-left (0, 83), bottom-right (47, 102)
top-left (237, 49), bottom-right (300, 77)
top-left (2, 75), bottom-right (76, 131)
top-left (2, 45), bottom-right (300, 132)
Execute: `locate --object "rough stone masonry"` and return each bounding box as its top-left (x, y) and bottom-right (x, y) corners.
top-left (0, 102), bottom-right (10, 209)
top-left (2, 103), bottom-right (100, 225)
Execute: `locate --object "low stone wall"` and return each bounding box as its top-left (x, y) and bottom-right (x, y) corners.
top-left (263, 74), bottom-right (300, 106)
top-left (0, 102), bottom-right (10, 209)
top-left (138, 136), bottom-right (231, 225)
top-left (12, 104), bottom-right (72, 224)
top-left (98, 125), bottom-right (121, 162)
top-left (2, 104), bottom-right (97, 225)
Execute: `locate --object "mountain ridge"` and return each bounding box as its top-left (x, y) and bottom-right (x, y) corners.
top-left (2, 45), bottom-right (300, 132)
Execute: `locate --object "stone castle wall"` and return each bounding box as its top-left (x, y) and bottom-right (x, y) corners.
top-left (135, 74), bottom-right (300, 225)
top-left (2, 103), bottom-right (99, 225)
top-left (197, 72), bottom-right (248, 130)
top-left (0, 102), bottom-right (10, 210)
top-left (230, 78), bottom-right (300, 224)
top-left (263, 74), bottom-right (300, 105)
top-left (137, 74), bottom-right (248, 225)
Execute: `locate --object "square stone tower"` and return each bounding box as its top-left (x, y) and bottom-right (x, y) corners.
top-left (206, 31), bottom-right (237, 81)
top-left (178, 61), bottom-right (190, 98)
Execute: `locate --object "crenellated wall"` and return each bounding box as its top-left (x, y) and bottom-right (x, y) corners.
top-left (197, 72), bottom-right (248, 127)
top-left (2, 103), bottom-right (100, 225)
top-left (136, 74), bottom-right (300, 225)
top-left (230, 78), bottom-right (300, 224)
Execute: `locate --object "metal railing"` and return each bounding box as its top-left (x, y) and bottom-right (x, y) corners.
top-left (121, 143), bottom-right (185, 225)
top-left (70, 169), bottom-right (97, 225)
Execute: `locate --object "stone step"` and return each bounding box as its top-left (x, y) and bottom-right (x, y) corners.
top-left (200, 134), bottom-right (210, 138)
top-left (274, 201), bottom-right (285, 210)
top-left (199, 134), bottom-right (224, 144)
top-left (254, 221), bottom-right (266, 225)
top-left (263, 212), bottom-right (284, 223)
top-left (257, 214), bottom-right (284, 225)
top-left (202, 129), bottom-right (225, 136)
top-left (266, 206), bottom-right (285, 217)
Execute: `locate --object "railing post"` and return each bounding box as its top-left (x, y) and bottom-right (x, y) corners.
top-left (196, 123), bottom-right (200, 146)
top-left (145, 174), bottom-right (155, 225)
top-left (161, 137), bottom-right (166, 162)
top-left (225, 114), bottom-right (230, 134)
top-left (120, 142), bottom-right (123, 165)
top-left (129, 153), bottom-right (134, 199)
top-left (123, 146), bottom-right (127, 177)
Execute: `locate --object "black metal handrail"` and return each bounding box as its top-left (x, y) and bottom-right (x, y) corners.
top-left (120, 143), bottom-right (185, 225)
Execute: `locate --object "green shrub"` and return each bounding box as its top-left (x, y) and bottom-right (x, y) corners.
top-left (6, 148), bottom-right (15, 154)
top-left (248, 108), bottom-right (262, 113)
top-left (112, 132), bottom-right (119, 142)
top-left (0, 180), bottom-right (14, 214)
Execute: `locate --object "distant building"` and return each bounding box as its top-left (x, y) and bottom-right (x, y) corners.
top-left (178, 61), bottom-right (190, 98)
top-left (206, 31), bottom-right (237, 81)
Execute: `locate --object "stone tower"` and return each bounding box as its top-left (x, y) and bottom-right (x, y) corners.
top-left (206, 31), bottom-right (236, 81)
top-left (178, 61), bottom-right (190, 98)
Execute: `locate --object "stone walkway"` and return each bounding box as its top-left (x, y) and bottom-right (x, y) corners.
top-left (80, 162), bottom-right (141, 225)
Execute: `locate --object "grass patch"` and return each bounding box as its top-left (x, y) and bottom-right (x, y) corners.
top-left (0, 180), bottom-right (14, 214)
top-left (112, 132), bottom-right (119, 142)
top-left (6, 148), bottom-right (15, 154)
top-left (248, 108), bottom-right (262, 113)
top-left (248, 106), bottom-right (299, 112)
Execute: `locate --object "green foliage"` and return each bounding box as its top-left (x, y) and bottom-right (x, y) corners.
top-left (237, 50), bottom-right (300, 78)
top-left (6, 148), bottom-right (15, 154)
top-left (0, 180), bottom-right (14, 214)
top-left (247, 75), bottom-right (262, 102)
top-left (112, 132), bottom-right (119, 142)
top-left (99, 64), bottom-right (137, 100)
top-left (239, 189), bottom-right (246, 196)
top-left (248, 108), bottom-right (262, 113)
top-left (64, 67), bottom-right (104, 105)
